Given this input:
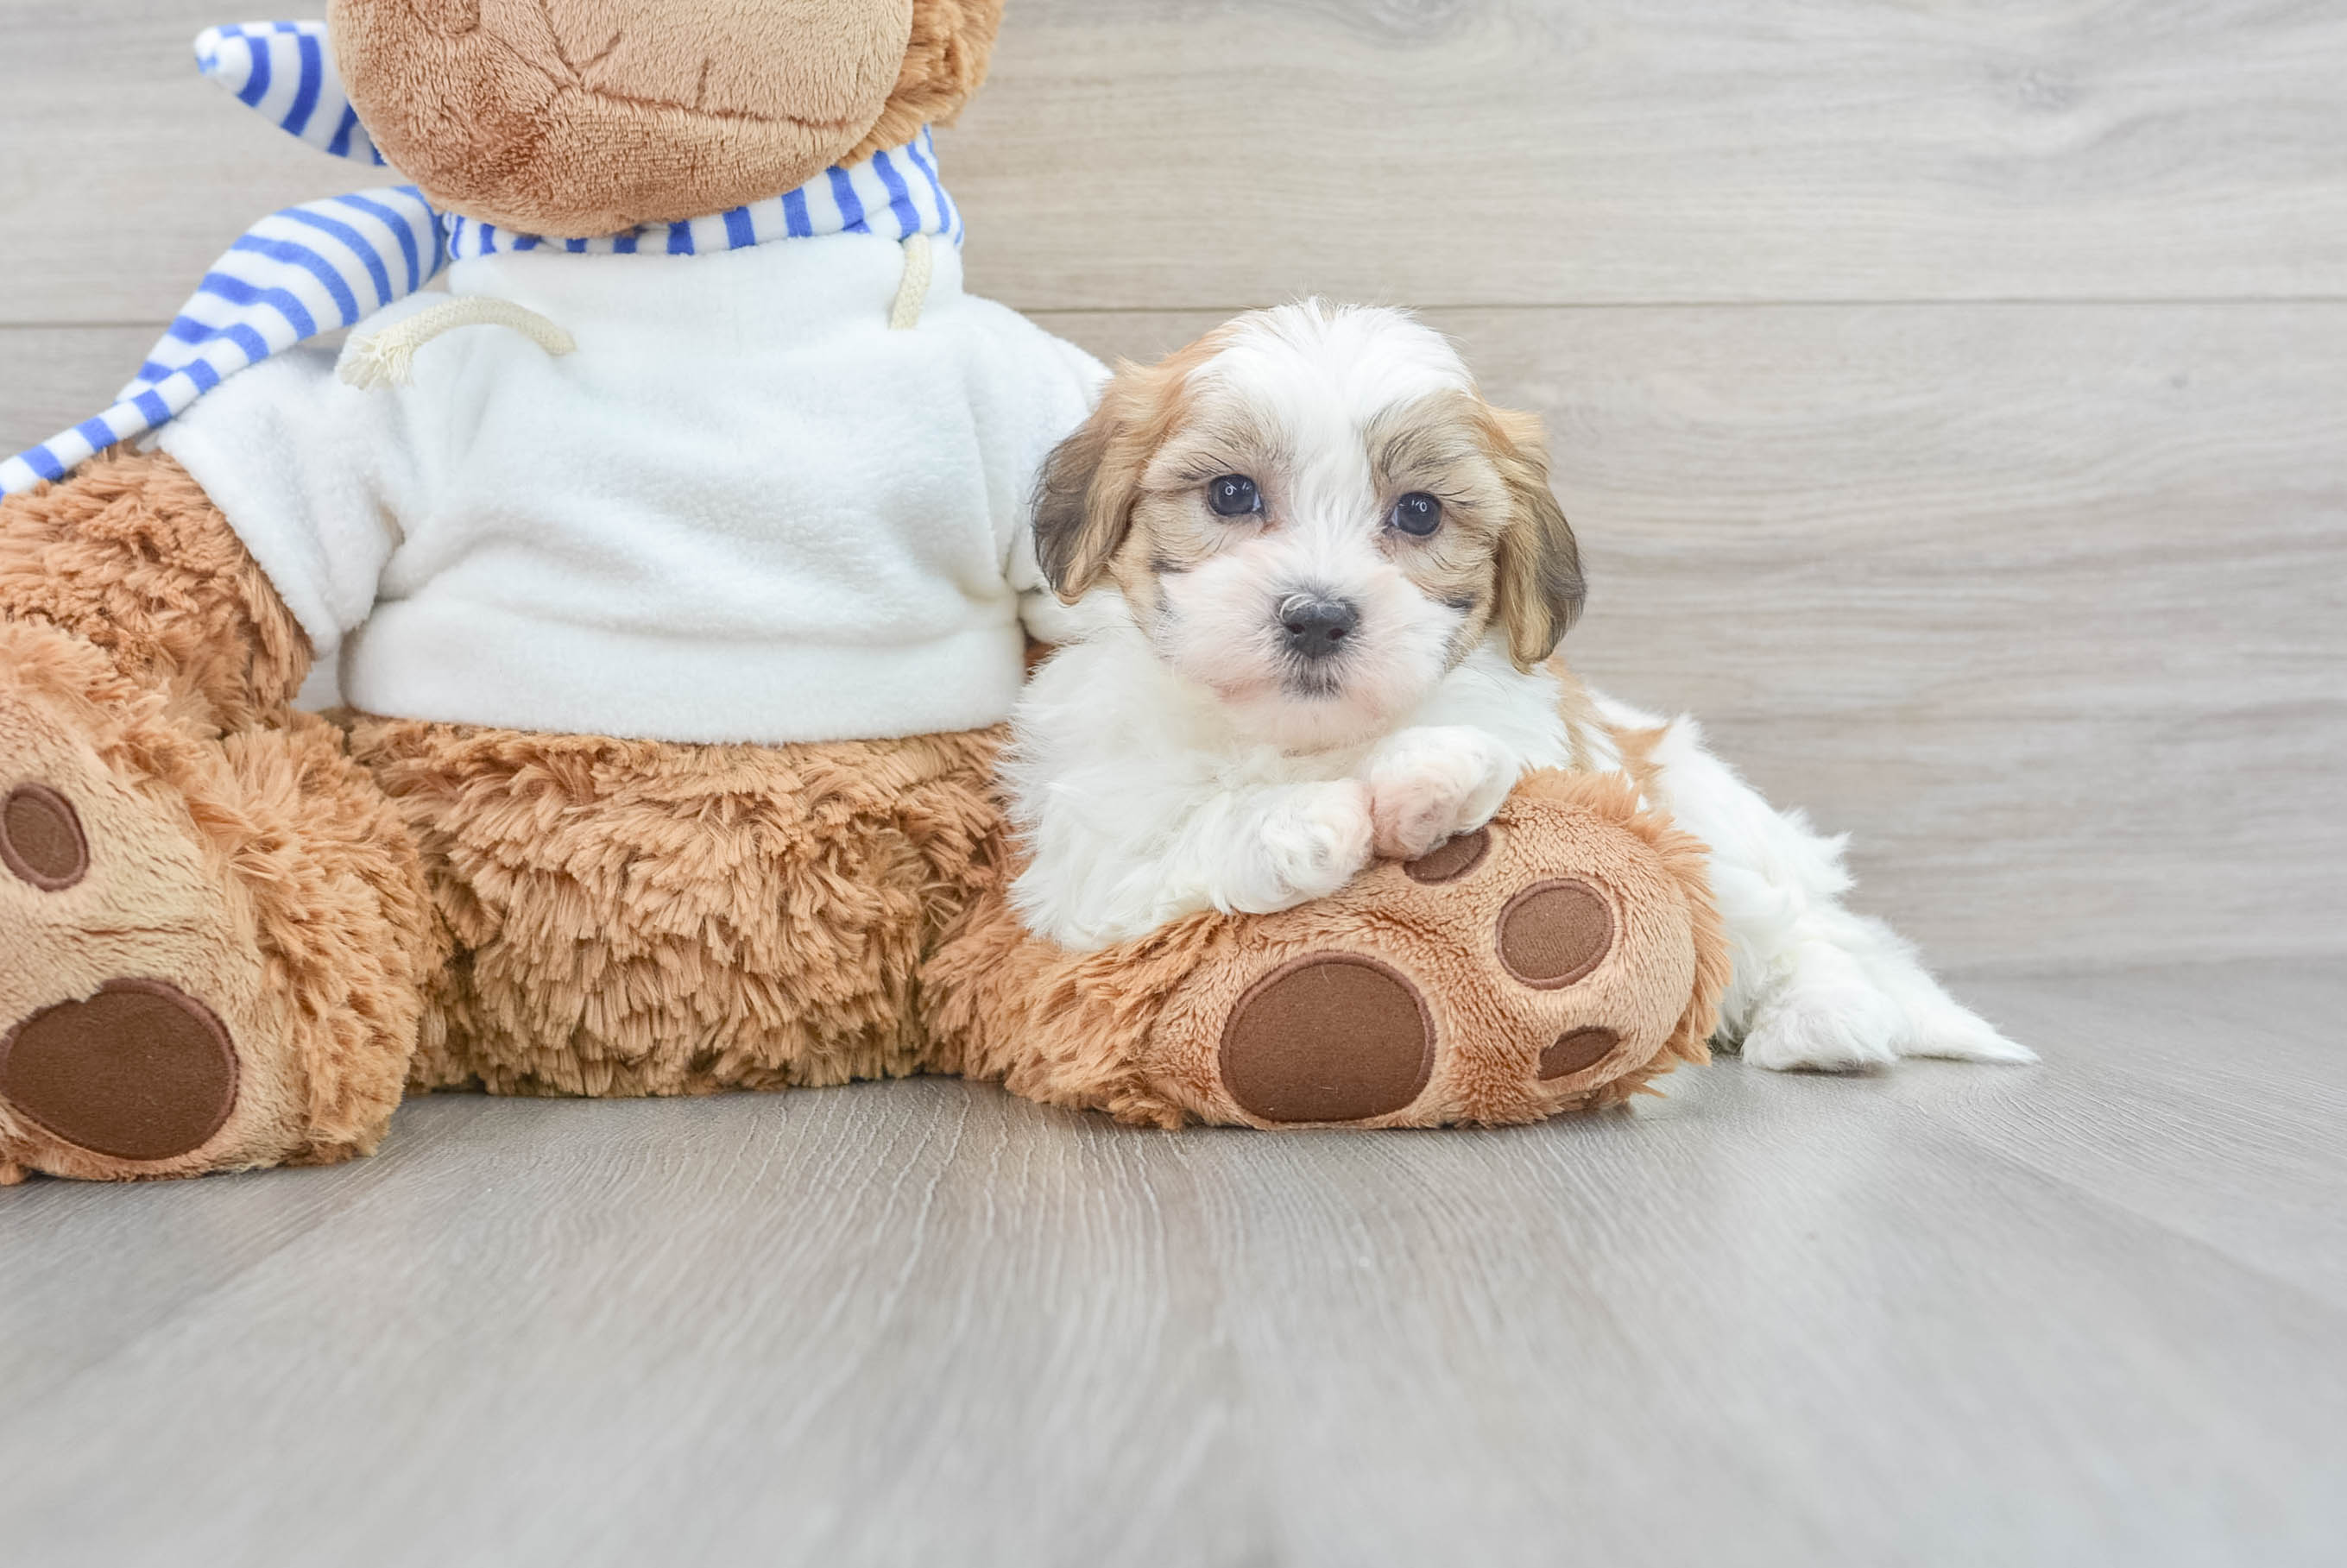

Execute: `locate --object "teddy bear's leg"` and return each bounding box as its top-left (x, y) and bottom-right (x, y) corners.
top-left (926, 771), bottom-right (1732, 1130)
top-left (344, 718), bottom-right (1006, 1098)
top-left (0, 454), bottom-right (438, 1181)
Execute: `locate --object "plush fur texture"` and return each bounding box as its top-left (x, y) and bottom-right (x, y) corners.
top-left (344, 716), bottom-right (1005, 1098)
top-left (331, 0), bottom-right (1004, 236)
top-left (0, 450), bottom-right (312, 730)
top-left (926, 770), bottom-right (1728, 1129)
top-left (0, 449), bottom-right (1010, 1177)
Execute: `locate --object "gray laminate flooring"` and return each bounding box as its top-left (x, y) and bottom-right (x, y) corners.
top-left (1, 959), bottom-right (2339, 1567)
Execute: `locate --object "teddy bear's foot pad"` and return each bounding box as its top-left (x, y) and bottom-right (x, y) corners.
top-left (1208, 841), bottom-right (1642, 1124)
top-left (1151, 777), bottom-right (1722, 1129)
top-left (0, 979), bottom-right (238, 1162)
top-left (1220, 954), bottom-right (1435, 1124)
top-left (3, 783), bottom-right (91, 891)
top-left (1, 620), bottom-right (438, 1180)
top-left (3, 778), bottom-right (237, 1162)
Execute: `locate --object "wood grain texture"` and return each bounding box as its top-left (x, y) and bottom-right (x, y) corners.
top-left (6, 1), bottom-right (2346, 320)
top-left (0, 960), bottom-right (2340, 1568)
top-left (950, 0), bottom-right (2347, 312)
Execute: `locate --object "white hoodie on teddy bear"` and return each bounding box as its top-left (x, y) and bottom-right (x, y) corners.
top-left (154, 142), bottom-right (1105, 746)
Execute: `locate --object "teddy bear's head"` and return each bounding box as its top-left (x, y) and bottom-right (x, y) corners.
top-left (326, 0), bottom-right (1001, 237)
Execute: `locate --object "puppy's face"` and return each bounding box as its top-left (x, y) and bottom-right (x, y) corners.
top-left (1036, 304), bottom-right (1583, 751)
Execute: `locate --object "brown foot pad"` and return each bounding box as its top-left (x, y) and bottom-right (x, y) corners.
top-left (2, 783), bottom-right (90, 891)
top-left (0, 979), bottom-right (238, 1162)
top-left (1221, 955), bottom-right (1436, 1124)
top-left (1541, 1027), bottom-right (1623, 1080)
top-left (1498, 878), bottom-right (1613, 988)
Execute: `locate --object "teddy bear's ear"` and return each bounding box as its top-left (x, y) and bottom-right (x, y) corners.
top-left (195, 21), bottom-right (390, 167)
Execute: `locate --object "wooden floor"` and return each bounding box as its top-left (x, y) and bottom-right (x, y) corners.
top-left (0, 958), bottom-right (2339, 1567)
top-left (4, 4), bottom-right (2344, 1564)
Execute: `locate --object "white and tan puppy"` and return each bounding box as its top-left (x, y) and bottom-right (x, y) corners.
top-left (1006, 301), bottom-right (2029, 1073)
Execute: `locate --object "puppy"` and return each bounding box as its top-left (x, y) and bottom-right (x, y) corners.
top-left (1006, 302), bottom-right (2029, 1072)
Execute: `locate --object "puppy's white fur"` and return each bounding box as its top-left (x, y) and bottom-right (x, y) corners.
top-left (1008, 303), bottom-right (2029, 1073)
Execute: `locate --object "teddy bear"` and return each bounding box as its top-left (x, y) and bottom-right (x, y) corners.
top-left (0, 0), bottom-right (1727, 1182)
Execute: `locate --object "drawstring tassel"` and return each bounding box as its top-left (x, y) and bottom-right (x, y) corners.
top-left (890, 233), bottom-right (934, 331)
top-left (339, 297), bottom-right (577, 389)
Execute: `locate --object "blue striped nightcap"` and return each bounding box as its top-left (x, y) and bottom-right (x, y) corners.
top-left (195, 20), bottom-right (388, 166)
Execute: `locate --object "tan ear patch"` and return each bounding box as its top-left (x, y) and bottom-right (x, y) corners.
top-left (1480, 405), bottom-right (1584, 671)
top-left (1033, 328), bottom-right (1238, 601)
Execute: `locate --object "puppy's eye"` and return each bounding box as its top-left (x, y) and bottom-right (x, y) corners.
top-left (1207, 475), bottom-right (1261, 517)
top-left (1391, 493), bottom-right (1443, 537)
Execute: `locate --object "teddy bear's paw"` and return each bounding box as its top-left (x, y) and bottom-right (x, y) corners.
top-left (1131, 776), bottom-right (1724, 1130)
top-left (0, 622), bottom-right (424, 1181)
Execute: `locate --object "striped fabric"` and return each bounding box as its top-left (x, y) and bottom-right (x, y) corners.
top-left (0, 8), bottom-right (962, 500)
top-left (443, 127), bottom-right (962, 259)
top-left (1, 186), bottom-right (443, 497)
top-left (195, 20), bottom-right (388, 166)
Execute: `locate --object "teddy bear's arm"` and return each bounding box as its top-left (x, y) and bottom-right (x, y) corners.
top-left (0, 448), bottom-right (315, 729)
top-left (154, 342), bottom-right (430, 663)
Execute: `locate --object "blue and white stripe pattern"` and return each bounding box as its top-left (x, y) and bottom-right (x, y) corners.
top-left (2, 185), bottom-right (443, 496)
top-left (0, 6), bottom-right (962, 501)
top-left (195, 21), bottom-right (388, 166)
top-left (443, 126), bottom-right (962, 259)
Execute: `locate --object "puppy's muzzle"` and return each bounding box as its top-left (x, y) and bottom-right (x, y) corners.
top-left (1278, 594), bottom-right (1359, 663)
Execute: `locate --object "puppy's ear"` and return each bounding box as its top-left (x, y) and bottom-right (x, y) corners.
top-left (1032, 379), bottom-right (1145, 602)
top-left (1482, 406), bottom-right (1585, 671)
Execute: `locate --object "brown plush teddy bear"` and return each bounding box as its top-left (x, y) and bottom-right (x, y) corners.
top-left (0, 1), bottom-right (1726, 1182)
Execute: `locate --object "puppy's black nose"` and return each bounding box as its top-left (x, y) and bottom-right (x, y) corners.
top-left (1280, 595), bottom-right (1359, 661)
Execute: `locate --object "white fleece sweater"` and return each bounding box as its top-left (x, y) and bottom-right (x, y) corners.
top-left (159, 233), bottom-right (1105, 743)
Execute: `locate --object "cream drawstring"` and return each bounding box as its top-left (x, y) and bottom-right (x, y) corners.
top-left (339, 234), bottom-right (928, 391)
top-left (890, 233), bottom-right (934, 331)
top-left (338, 297), bottom-right (577, 390)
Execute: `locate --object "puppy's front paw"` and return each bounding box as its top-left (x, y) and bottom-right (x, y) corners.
top-left (1365, 728), bottom-right (1517, 861)
top-left (1257, 780), bottom-right (1376, 905)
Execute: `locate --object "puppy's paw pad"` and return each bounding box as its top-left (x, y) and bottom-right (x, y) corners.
top-left (1742, 981), bottom-right (1903, 1073)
